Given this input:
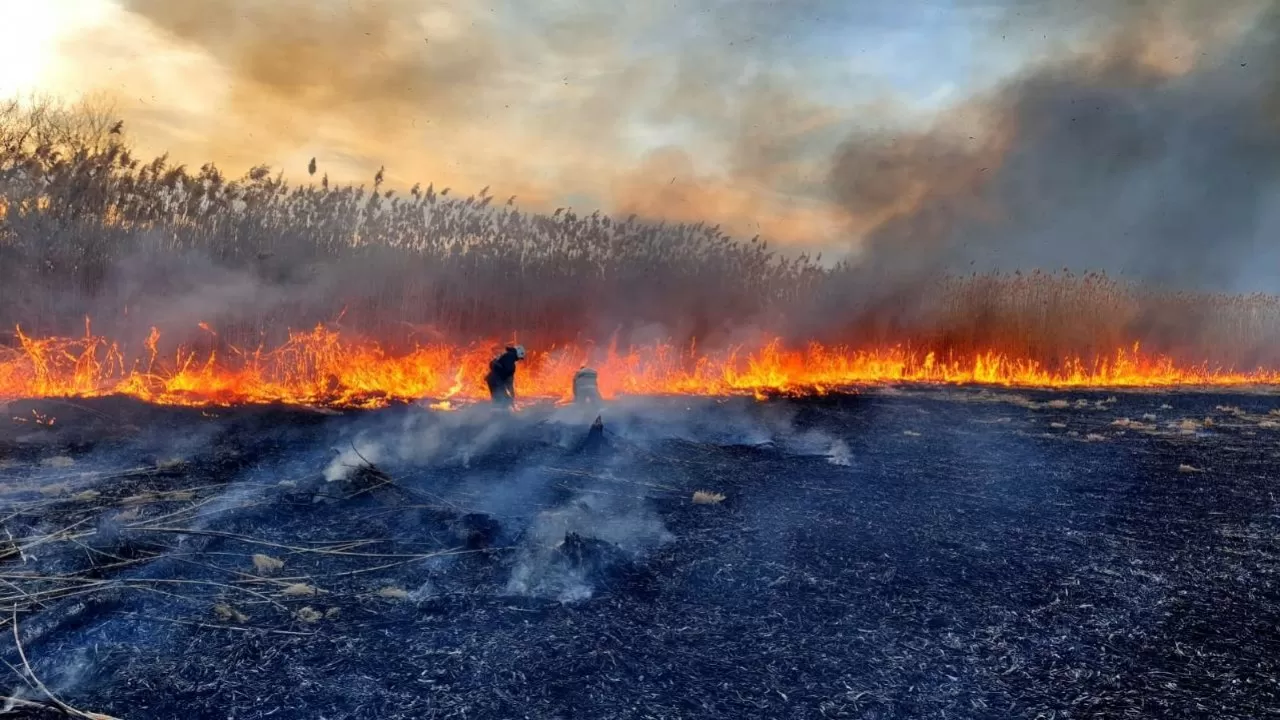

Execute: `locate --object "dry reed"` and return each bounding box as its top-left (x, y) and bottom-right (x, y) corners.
top-left (3, 98), bottom-right (1279, 370)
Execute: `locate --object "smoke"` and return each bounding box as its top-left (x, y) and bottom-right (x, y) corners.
top-left (317, 398), bottom-right (863, 602)
top-left (55, 0), bottom-right (864, 247)
top-left (322, 406), bottom-right (518, 483)
top-left (569, 396), bottom-right (857, 467)
top-left (319, 397), bottom-right (852, 487)
top-left (505, 490), bottom-right (672, 602)
top-left (6, 0), bottom-right (1276, 364)
top-left (55, 0), bottom-right (1273, 278)
top-left (830, 0), bottom-right (1280, 293)
top-left (98, 247), bottom-right (289, 344)
top-left (314, 402), bottom-right (685, 602)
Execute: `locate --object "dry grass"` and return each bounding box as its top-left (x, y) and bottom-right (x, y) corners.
top-left (692, 491), bottom-right (726, 505)
top-left (2, 98), bottom-right (1280, 368)
top-left (295, 607), bottom-right (323, 623)
top-left (120, 490), bottom-right (195, 505)
top-left (281, 583), bottom-right (318, 597)
top-left (213, 603), bottom-right (249, 624)
top-left (252, 554), bottom-right (285, 574)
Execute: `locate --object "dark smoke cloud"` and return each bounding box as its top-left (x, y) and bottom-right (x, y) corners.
top-left (831, 0), bottom-right (1280, 292)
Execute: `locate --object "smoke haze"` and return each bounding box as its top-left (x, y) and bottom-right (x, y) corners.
top-left (27, 0), bottom-right (1272, 281)
top-left (0, 0), bottom-right (1274, 364)
top-left (831, 0), bottom-right (1280, 292)
top-left (62, 0), bottom-right (863, 247)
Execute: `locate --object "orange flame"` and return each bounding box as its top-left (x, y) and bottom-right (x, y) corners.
top-left (2, 322), bottom-right (1280, 409)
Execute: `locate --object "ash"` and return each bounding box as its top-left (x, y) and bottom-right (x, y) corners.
top-left (0, 388), bottom-right (1278, 719)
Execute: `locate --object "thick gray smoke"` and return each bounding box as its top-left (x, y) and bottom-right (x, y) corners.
top-left (831, 1), bottom-right (1280, 293)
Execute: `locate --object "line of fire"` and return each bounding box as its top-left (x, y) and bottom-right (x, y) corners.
top-left (5, 324), bottom-right (1280, 410)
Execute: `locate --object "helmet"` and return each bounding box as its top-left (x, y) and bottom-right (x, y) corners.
top-left (513, 344), bottom-right (526, 360)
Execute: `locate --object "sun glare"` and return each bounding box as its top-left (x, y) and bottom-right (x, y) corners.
top-left (0, 1), bottom-right (65, 98)
top-left (0, 0), bottom-right (128, 100)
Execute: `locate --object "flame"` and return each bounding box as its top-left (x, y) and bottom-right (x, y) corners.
top-left (2, 322), bottom-right (1280, 409)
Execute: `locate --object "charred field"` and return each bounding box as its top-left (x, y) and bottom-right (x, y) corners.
top-left (0, 387), bottom-right (1277, 719)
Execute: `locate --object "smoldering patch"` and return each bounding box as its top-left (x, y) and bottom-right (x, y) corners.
top-left (504, 492), bottom-right (672, 603)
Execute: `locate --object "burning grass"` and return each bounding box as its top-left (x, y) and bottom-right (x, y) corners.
top-left (4, 98), bottom-right (1280, 408)
top-left (7, 324), bottom-right (1280, 408)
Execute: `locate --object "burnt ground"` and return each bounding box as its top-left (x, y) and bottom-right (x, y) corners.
top-left (0, 387), bottom-right (1278, 719)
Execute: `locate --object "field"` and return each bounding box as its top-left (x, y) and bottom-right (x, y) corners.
top-left (3, 96), bottom-right (1280, 720)
top-left (0, 388), bottom-right (1277, 719)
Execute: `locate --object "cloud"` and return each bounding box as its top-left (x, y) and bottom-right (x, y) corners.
top-left (828, 0), bottom-right (1280, 291)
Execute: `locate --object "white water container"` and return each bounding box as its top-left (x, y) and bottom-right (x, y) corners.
top-left (573, 367), bottom-right (600, 404)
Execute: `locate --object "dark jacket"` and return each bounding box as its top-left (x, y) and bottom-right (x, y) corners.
top-left (486, 349), bottom-right (519, 390)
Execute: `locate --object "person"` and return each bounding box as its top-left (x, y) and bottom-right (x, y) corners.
top-left (486, 344), bottom-right (525, 408)
top-left (573, 366), bottom-right (601, 405)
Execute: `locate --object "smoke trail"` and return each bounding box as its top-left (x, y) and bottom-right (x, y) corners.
top-left (830, 0), bottom-right (1280, 292)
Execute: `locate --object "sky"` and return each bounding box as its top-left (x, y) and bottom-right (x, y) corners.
top-left (0, 2), bottom-right (996, 105)
top-left (0, 0), bottom-right (1030, 244)
top-left (0, 0), bottom-right (1275, 283)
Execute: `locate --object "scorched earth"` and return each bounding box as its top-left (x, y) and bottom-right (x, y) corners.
top-left (0, 387), bottom-right (1276, 719)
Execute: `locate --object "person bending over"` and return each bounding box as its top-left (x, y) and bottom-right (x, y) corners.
top-left (486, 344), bottom-right (525, 408)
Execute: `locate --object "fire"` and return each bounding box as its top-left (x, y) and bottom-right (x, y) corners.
top-left (2, 322), bottom-right (1280, 409)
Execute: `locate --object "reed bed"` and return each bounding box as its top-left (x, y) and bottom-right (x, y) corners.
top-left (3, 97), bottom-right (1279, 369)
